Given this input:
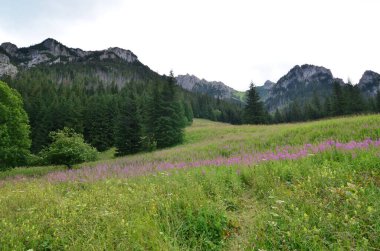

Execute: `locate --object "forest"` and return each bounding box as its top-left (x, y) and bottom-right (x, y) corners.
top-left (1, 62), bottom-right (380, 169)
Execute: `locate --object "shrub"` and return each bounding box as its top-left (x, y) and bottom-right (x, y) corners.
top-left (40, 128), bottom-right (98, 168)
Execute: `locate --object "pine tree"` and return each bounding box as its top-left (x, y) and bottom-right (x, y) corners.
top-left (274, 108), bottom-right (283, 123)
top-left (376, 90), bottom-right (380, 113)
top-left (243, 82), bottom-right (265, 124)
top-left (114, 90), bottom-right (141, 156)
top-left (332, 81), bottom-right (345, 116)
top-left (154, 72), bottom-right (185, 148)
top-left (183, 101), bottom-right (194, 125)
top-left (323, 97), bottom-right (333, 117)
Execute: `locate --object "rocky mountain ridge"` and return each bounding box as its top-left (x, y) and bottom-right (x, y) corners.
top-left (175, 74), bottom-right (240, 101)
top-left (0, 38), bottom-right (138, 78)
top-left (1, 38), bottom-right (379, 112)
top-left (357, 70), bottom-right (380, 97)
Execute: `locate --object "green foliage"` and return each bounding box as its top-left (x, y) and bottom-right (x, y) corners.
top-left (155, 73), bottom-right (185, 148)
top-left (40, 127), bottom-right (98, 168)
top-left (144, 73), bottom-right (186, 149)
top-left (243, 82), bottom-right (266, 124)
top-left (1, 116), bottom-right (380, 249)
top-left (6, 64), bottom-right (242, 155)
top-left (274, 82), bottom-right (371, 124)
top-left (114, 90), bottom-right (142, 156)
top-left (0, 81), bottom-right (31, 169)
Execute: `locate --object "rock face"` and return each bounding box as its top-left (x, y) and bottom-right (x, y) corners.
top-left (1, 42), bottom-right (18, 56)
top-left (0, 53), bottom-right (18, 77)
top-left (176, 74), bottom-right (240, 101)
top-left (358, 70), bottom-right (380, 96)
top-left (0, 38), bottom-right (139, 78)
top-left (262, 64), bottom-right (345, 111)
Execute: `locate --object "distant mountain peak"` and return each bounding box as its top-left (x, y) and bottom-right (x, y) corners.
top-left (263, 80), bottom-right (275, 89)
top-left (176, 74), bottom-right (240, 100)
top-left (0, 38), bottom-right (140, 76)
top-left (106, 47), bottom-right (137, 63)
top-left (358, 70), bottom-right (380, 96)
top-left (1, 42), bottom-right (18, 56)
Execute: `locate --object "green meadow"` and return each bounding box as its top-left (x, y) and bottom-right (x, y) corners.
top-left (1, 115), bottom-right (380, 250)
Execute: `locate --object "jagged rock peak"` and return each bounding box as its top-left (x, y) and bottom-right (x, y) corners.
top-left (358, 70), bottom-right (380, 96)
top-left (176, 74), bottom-right (237, 100)
top-left (106, 47), bottom-right (137, 63)
top-left (42, 38), bottom-right (61, 46)
top-left (1, 42), bottom-right (18, 56)
top-left (290, 64), bottom-right (332, 79)
top-left (176, 74), bottom-right (202, 90)
top-left (359, 70), bottom-right (380, 83)
top-left (37, 38), bottom-right (71, 57)
top-left (276, 64), bottom-right (334, 89)
top-left (263, 80), bottom-right (275, 89)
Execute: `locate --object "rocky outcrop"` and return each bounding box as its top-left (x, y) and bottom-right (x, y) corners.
top-left (176, 74), bottom-right (237, 100)
top-left (358, 70), bottom-right (380, 96)
top-left (0, 38), bottom-right (139, 78)
top-left (0, 42), bottom-right (18, 56)
top-left (263, 64), bottom-right (344, 111)
top-left (0, 53), bottom-right (18, 77)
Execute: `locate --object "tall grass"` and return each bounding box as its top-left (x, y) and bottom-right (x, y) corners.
top-left (1, 115), bottom-right (380, 250)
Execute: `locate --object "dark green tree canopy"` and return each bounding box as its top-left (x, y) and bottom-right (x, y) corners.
top-left (0, 81), bottom-right (31, 169)
top-left (114, 90), bottom-right (142, 156)
top-left (243, 82), bottom-right (265, 124)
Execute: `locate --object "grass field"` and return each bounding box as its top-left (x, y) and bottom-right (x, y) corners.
top-left (1, 115), bottom-right (380, 250)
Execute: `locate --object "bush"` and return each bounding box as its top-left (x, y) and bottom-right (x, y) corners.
top-left (40, 128), bottom-right (98, 168)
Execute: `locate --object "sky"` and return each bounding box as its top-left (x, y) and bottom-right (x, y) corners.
top-left (1, 0), bottom-right (380, 91)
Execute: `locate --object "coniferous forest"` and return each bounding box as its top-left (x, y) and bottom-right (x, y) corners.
top-left (1, 58), bottom-right (379, 170)
top-left (1, 63), bottom-right (242, 162)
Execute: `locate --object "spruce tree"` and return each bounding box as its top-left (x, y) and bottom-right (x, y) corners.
top-left (114, 90), bottom-right (142, 156)
top-left (243, 82), bottom-right (265, 124)
top-left (154, 72), bottom-right (185, 148)
top-left (274, 108), bottom-right (283, 123)
top-left (332, 81), bottom-right (345, 116)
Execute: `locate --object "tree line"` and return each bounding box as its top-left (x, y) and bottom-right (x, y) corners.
top-left (243, 81), bottom-right (380, 124)
top-left (2, 65), bottom-right (380, 169)
top-left (1, 63), bottom-right (244, 169)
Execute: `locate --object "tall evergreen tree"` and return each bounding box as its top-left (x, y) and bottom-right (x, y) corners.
top-left (243, 82), bottom-right (265, 124)
top-left (114, 90), bottom-right (141, 156)
top-left (376, 90), bottom-right (380, 113)
top-left (332, 81), bottom-right (345, 116)
top-left (274, 108), bottom-right (283, 123)
top-left (154, 72), bottom-right (185, 148)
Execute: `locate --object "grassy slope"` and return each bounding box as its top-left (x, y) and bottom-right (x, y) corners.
top-left (1, 115), bottom-right (380, 250)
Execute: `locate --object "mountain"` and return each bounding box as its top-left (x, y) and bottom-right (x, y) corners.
top-left (256, 80), bottom-right (274, 102)
top-left (0, 38), bottom-right (168, 89)
top-left (357, 70), bottom-right (380, 97)
top-left (260, 64), bottom-right (347, 111)
top-left (176, 74), bottom-right (245, 103)
top-left (0, 38), bottom-right (138, 68)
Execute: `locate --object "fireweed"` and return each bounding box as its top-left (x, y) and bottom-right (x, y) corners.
top-left (40, 138), bottom-right (380, 183)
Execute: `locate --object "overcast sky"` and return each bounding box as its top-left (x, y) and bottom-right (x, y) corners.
top-left (1, 0), bottom-right (379, 91)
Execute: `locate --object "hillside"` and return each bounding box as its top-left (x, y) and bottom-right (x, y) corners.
top-left (1, 115), bottom-right (380, 250)
top-left (176, 74), bottom-right (245, 103)
top-left (176, 65), bottom-right (380, 113)
top-left (0, 39), bottom-right (243, 153)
